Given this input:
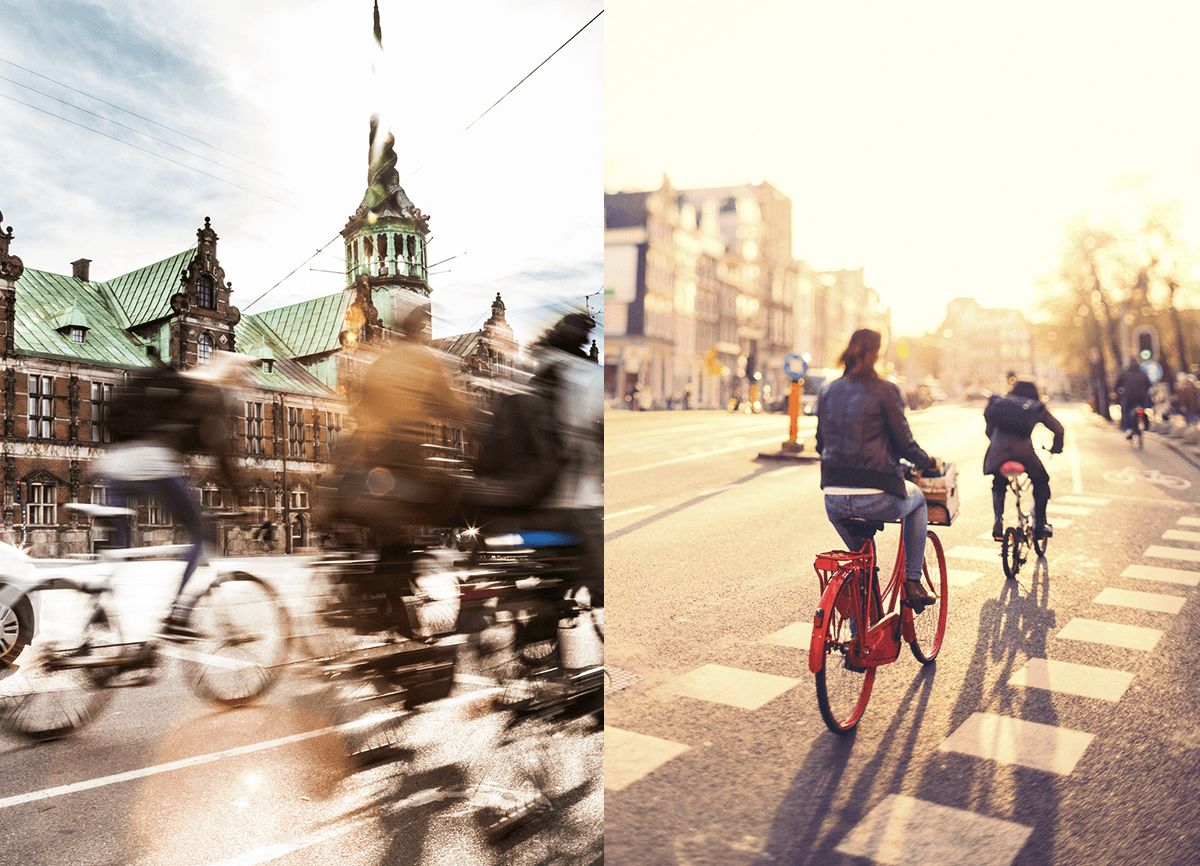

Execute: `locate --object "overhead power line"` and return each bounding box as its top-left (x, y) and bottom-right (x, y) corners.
top-left (0, 56), bottom-right (289, 179)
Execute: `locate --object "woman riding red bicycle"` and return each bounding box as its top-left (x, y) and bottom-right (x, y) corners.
top-left (815, 328), bottom-right (943, 607)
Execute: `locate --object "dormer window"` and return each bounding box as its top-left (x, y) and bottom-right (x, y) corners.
top-left (198, 274), bottom-right (215, 309)
top-left (69, 326), bottom-right (85, 343)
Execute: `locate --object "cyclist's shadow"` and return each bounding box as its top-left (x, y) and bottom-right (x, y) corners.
top-left (749, 662), bottom-right (939, 864)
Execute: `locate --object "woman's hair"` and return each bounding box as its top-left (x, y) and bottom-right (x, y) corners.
top-left (838, 328), bottom-right (882, 380)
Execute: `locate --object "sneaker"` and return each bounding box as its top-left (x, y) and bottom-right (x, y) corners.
top-left (904, 579), bottom-right (935, 611)
top-left (158, 615), bottom-right (203, 642)
top-left (992, 519), bottom-right (1004, 541)
top-left (1035, 523), bottom-right (1053, 540)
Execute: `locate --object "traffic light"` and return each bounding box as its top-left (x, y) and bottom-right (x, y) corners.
top-left (1133, 326), bottom-right (1158, 362)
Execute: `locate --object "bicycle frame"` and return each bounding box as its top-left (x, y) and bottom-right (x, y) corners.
top-left (808, 534), bottom-right (920, 673)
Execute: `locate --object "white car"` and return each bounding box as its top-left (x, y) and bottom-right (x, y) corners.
top-left (0, 542), bottom-right (38, 668)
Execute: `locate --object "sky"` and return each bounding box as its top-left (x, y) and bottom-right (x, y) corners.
top-left (605, 0), bottom-right (1200, 338)
top-left (0, 0), bottom-right (602, 352)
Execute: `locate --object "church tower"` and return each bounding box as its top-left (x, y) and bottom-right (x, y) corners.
top-left (339, 1), bottom-right (431, 346)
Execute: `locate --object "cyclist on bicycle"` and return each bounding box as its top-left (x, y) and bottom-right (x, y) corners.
top-left (816, 328), bottom-right (943, 608)
top-left (1115, 358), bottom-right (1152, 439)
top-left (984, 379), bottom-right (1064, 541)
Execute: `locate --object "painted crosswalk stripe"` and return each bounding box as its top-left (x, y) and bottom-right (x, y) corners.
top-left (1122, 564), bottom-right (1200, 586)
top-left (1009, 658), bottom-right (1134, 702)
top-left (1046, 504), bottom-right (1093, 516)
top-left (1144, 545), bottom-right (1200, 563)
top-left (1162, 529), bottom-right (1200, 544)
top-left (653, 663), bottom-right (800, 710)
top-left (1058, 495), bottom-right (1111, 506)
top-left (1095, 587), bottom-right (1186, 614)
top-left (976, 520), bottom-right (1073, 542)
top-left (1177, 516), bottom-right (1200, 528)
top-left (939, 712), bottom-right (1094, 775)
top-left (761, 622), bottom-right (809, 648)
top-left (835, 793), bottom-right (1033, 866)
top-left (1057, 618), bottom-right (1163, 651)
top-left (946, 546), bottom-right (1000, 563)
top-left (948, 568), bottom-right (982, 587)
top-left (604, 727), bottom-right (690, 792)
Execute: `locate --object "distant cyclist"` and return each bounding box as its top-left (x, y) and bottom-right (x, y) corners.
top-left (816, 328), bottom-right (943, 607)
top-left (983, 380), bottom-right (1064, 541)
top-left (1115, 358), bottom-right (1152, 439)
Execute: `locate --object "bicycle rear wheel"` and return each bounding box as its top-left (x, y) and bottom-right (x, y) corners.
top-left (1002, 527), bottom-right (1024, 579)
top-left (0, 584), bottom-right (118, 741)
top-left (909, 530), bottom-right (947, 663)
top-left (814, 575), bottom-right (875, 734)
top-left (182, 571), bottom-right (291, 708)
top-left (1033, 531), bottom-right (1049, 557)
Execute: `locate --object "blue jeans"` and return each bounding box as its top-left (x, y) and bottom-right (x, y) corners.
top-left (824, 482), bottom-right (928, 580)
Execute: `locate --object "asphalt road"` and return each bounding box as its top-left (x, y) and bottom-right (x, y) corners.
top-left (604, 401), bottom-right (1200, 866)
top-left (0, 553), bottom-right (602, 866)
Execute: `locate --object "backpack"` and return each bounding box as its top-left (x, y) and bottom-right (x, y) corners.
top-left (984, 394), bottom-right (1041, 437)
top-left (472, 385), bottom-right (566, 509)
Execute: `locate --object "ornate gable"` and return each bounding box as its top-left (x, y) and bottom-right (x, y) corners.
top-left (170, 217), bottom-right (242, 368)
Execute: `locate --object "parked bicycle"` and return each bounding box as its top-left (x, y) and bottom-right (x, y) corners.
top-left (998, 458), bottom-right (1050, 579)
top-left (0, 504), bottom-right (290, 742)
top-left (809, 515), bottom-right (948, 734)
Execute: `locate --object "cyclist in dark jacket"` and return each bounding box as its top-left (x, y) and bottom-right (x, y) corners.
top-left (816, 328), bottom-right (943, 606)
top-left (984, 380), bottom-right (1064, 541)
top-left (1115, 359), bottom-right (1152, 437)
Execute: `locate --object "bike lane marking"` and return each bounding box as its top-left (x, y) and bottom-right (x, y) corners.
top-left (1162, 529), bottom-right (1200, 543)
top-left (1094, 587), bottom-right (1187, 614)
top-left (1055, 618), bottom-right (1163, 652)
top-left (1178, 516), bottom-right (1200, 527)
top-left (604, 726), bottom-right (690, 793)
top-left (651, 663), bottom-right (800, 711)
top-left (1143, 545), bottom-right (1200, 563)
top-left (1008, 659), bottom-right (1135, 702)
top-left (938, 712), bottom-right (1094, 775)
top-left (1121, 564), bottom-right (1200, 586)
top-left (835, 794), bottom-right (1033, 866)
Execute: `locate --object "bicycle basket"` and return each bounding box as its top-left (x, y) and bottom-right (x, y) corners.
top-left (917, 462), bottom-right (959, 526)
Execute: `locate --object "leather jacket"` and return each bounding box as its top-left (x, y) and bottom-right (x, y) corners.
top-left (815, 374), bottom-right (937, 497)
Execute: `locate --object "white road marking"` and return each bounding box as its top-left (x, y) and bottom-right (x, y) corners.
top-left (604, 726), bottom-right (690, 792)
top-left (1144, 545), bottom-right (1200, 563)
top-left (836, 794), bottom-right (1033, 866)
top-left (946, 546), bottom-right (1001, 563)
top-left (1057, 618), bottom-right (1163, 652)
top-left (939, 712), bottom-right (1094, 775)
top-left (1177, 516), bottom-right (1200, 527)
top-left (653, 663), bottom-right (800, 711)
top-left (1009, 658), bottom-right (1134, 702)
top-left (604, 505), bottom-right (654, 521)
top-left (947, 569), bottom-right (983, 587)
top-left (1162, 529), bottom-right (1200, 543)
top-left (1094, 588), bottom-right (1186, 614)
top-left (1070, 444), bottom-right (1083, 493)
top-left (1057, 495), bottom-right (1111, 506)
top-left (1046, 504), bottom-right (1093, 516)
top-left (606, 436), bottom-right (784, 478)
top-left (1121, 564), bottom-right (1200, 586)
top-left (760, 622), bottom-right (810, 649)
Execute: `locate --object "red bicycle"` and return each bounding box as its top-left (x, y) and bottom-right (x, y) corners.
top-left (808, 517), bottom-right (948, 733)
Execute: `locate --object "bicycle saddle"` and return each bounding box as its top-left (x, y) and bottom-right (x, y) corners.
top-left (837, 517), bottom-right (886, 536)
top-left (1000, 461), bottom-right (1026, 477)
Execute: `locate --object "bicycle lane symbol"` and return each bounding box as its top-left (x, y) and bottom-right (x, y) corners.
top-left (1101, 467), bottom-right (1191, 490)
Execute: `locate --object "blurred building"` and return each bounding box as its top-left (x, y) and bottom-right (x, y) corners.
top-left (936, 297), bottom-right (1034, 396)
top-left (0, 137), bottom-right (523, 558)
top-left (604, 175), bottom-right (891, 410)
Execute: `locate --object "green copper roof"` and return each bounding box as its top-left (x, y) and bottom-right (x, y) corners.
top-left (13, 267), bottom-right (151, 365)
top-left (98, 248), bottom-right (195, 328)
top-left (250, 290), bottom-right (350, 359)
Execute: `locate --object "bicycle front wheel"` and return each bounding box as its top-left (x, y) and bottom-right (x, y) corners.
top-left (909, 530), bottom-right (947, 663)
top-left (182, 571), bottom-right (291, 708)
top-left (1002, 527), bottom-right (1024, 579)
top-left (814, 575), bottom-right (875, 734)
top-left (0, 583), bottom-right (118, 741)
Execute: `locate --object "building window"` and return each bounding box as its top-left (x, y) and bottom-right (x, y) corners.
top-left (246, 401), bottom-right (264, 455)
top-left (201, 485), bottom-right (222, 509)
top-left (91, 484), bottom-right (112, 506)
top-left (26, 482), bottom-right (55, 525)
top-left (198, 275), bottom-right (215, 309)
top-left (147, 497), bottom-right (171, 526)
top-left (27, 375), bottom-right (54, 439)
top-left (248, 486), bottom-right (269, 521)
top-left (326, 412), bottom-right (341, 453)
top-left (288, 406), bottom-right (305, 457)
top-left (290, 488), bottom-right (309, 510)
top-left (70, 326), bottom-right (85, 343)
top-left (198, 333), bottom-right (213, 365)
top-left (91, 381), bottom-right (112, 443)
